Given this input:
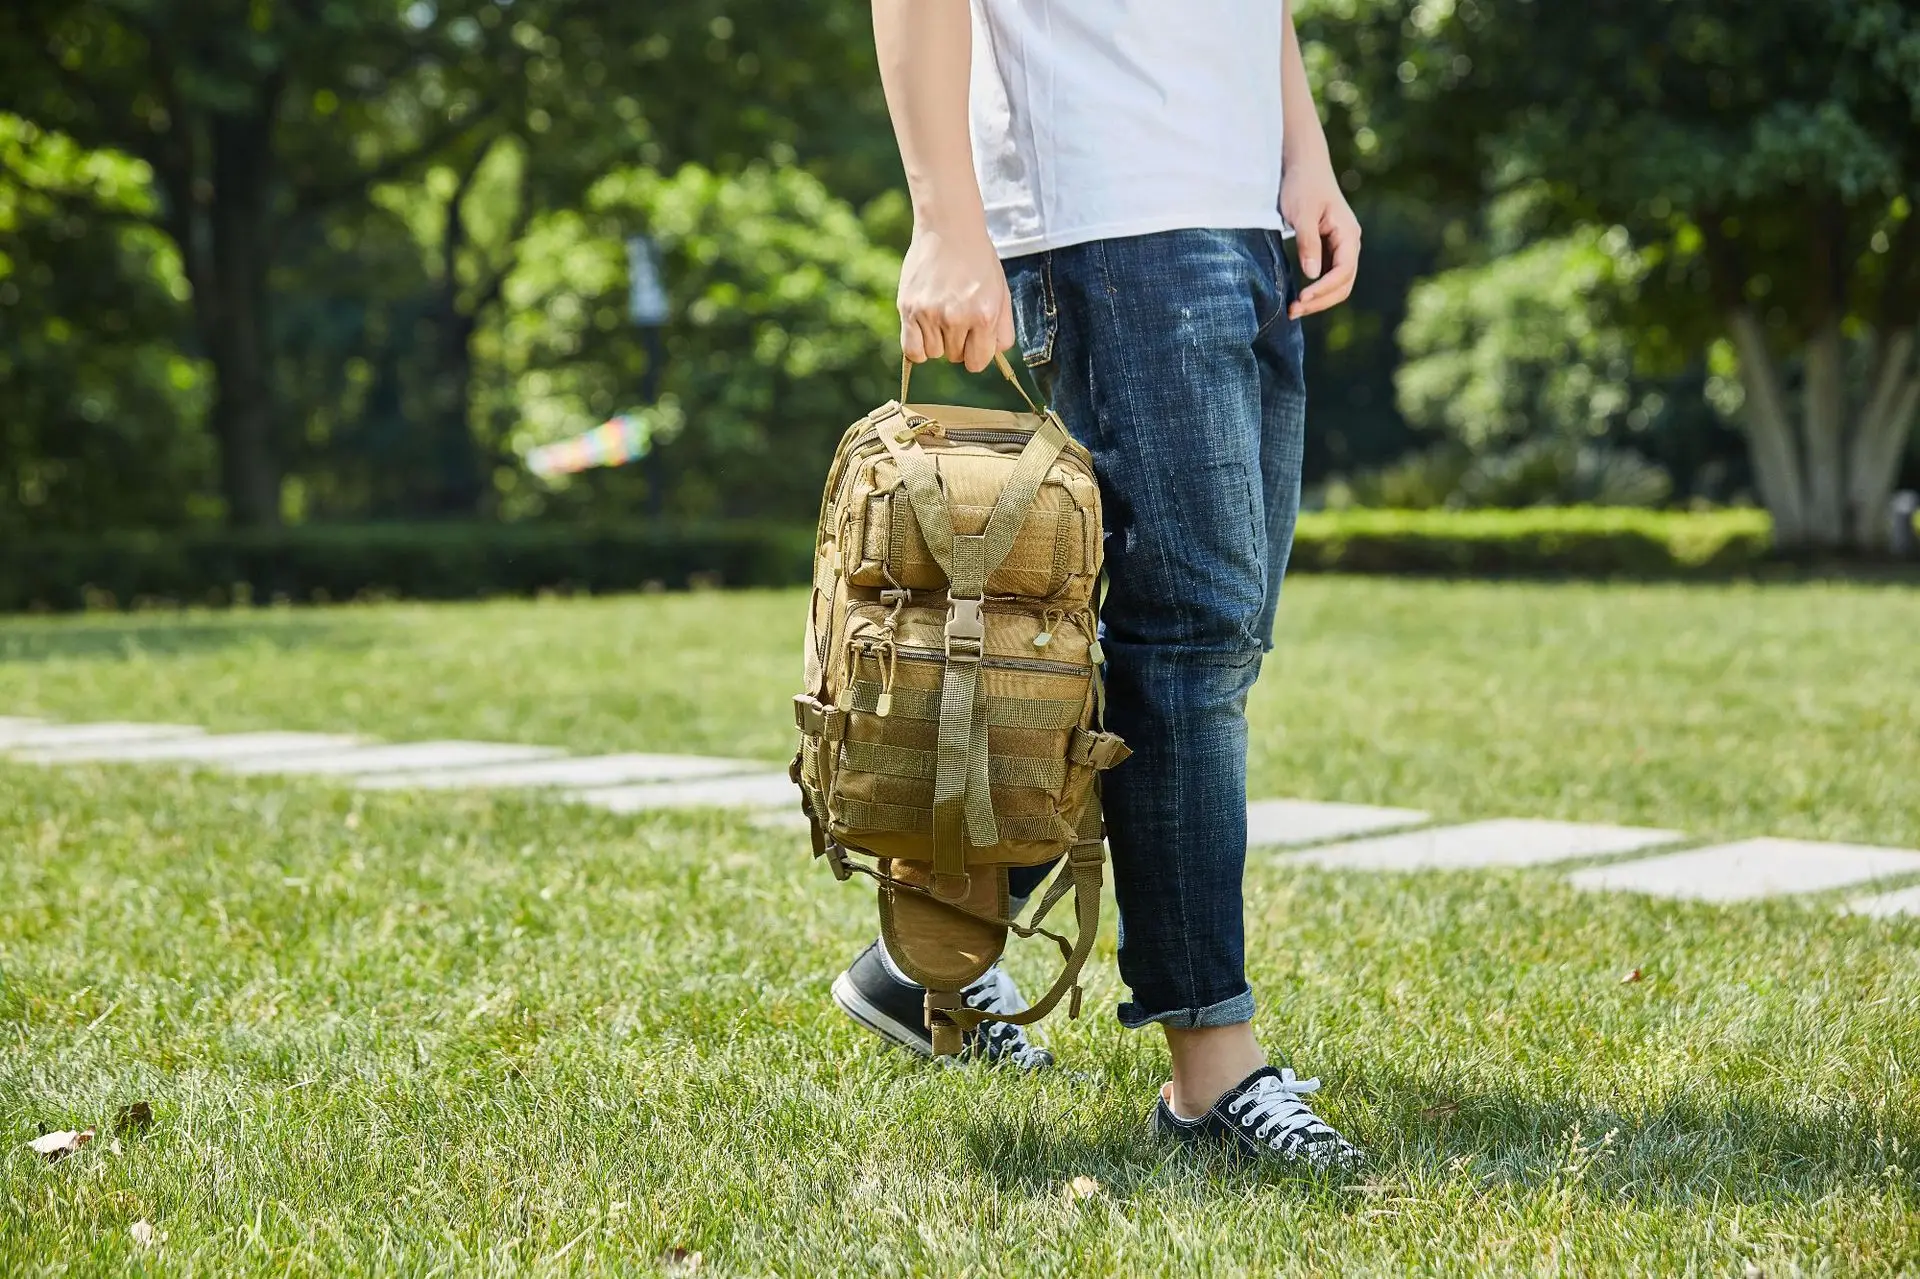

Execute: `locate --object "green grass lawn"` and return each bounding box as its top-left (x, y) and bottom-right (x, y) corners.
top-left (3, 579), bottom-right (1919, 1275)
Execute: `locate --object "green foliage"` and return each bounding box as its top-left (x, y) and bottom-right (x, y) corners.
top-left (1397, 229), bottom-right (1654, 451)
top-left (0, 522), bottom-right (814, 614)
top-left (1291, 506), bottom-right (1771, 575)
top-left (1326, 441), bottom-right (1675, 510)
top-left (1309, 0), bottom-right (1920, 549)
top-left (486, 163), bottom-right (910, 521)
top-left (0, 114), bottom-right (212, 534)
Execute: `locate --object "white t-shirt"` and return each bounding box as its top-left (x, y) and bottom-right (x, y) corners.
top-left (969, 0), bottom-right (1288, 257)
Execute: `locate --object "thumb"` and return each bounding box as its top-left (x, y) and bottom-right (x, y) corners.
top-left (1294, 218), bottom-right (1324, 281)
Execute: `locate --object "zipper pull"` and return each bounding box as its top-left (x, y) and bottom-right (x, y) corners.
top-left (876, 638), bottom-right (900, 718)
top-left (1034, 607), bottom-right (1064, 649)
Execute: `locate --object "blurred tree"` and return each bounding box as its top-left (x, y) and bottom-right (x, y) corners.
top-left (0, 0), bottom-right (519, 525)
top-left (0, 114), bottom-right (212, 535)
top-left (1398, 229), bottom-right (1654, 453)
top-left (1313, 0), bottom-right (1920, 549)
top-left (484, 163), bottom-right (920, 522)
top-left (0, 0), bottom-right (886, 528)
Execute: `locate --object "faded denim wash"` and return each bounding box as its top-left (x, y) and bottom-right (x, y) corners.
top-left (1001, 228), bottom-right (1305, 1029)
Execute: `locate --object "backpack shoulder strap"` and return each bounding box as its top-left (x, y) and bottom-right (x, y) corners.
top-left (945, 794), bottom-right (1107, 1037)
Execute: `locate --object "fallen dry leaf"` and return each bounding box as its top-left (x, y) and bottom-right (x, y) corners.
top-left (130, 1220), bottom-right (166, 1248)
top-left (1064, 1174), bottom-right (1100, 1202)
top-left (1419, 1099), bottom-right (1462, 1121)
top-left (1620, 968), bottom-right (1644, 984)
top-left (116, 1101), bottom-right (154, 1134)
top-left (28, 1128), bottom-right (94, 1162)
top-left (659, 1246), bottom-right (703, 1274)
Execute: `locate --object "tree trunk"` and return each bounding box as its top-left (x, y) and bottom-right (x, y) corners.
top-left (205, 318), bottom-right (281, 527)
top-left (1801, 320), bottom-right (1847, 548)
top-left (1726, 307), bottom-right (1808, 547)
top-left (426, 306), bottom-right (486, 515)
top-left (1847, 327), bottom-right (1920, 550)
top-left (165, 93), bottom-right (286, 528)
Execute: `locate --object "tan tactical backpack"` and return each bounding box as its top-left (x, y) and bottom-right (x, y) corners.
top-left (790, 354), bottom-right (1130, 1056)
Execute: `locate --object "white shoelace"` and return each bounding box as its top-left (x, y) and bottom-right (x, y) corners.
top-left (964, 968), bottom-right (1048, 1067)
top-left (1225, 1069), bottom-right (1355, 1163)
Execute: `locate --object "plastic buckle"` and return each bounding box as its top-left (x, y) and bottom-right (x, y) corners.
top-left (945, 598), bottom-right (985, 660)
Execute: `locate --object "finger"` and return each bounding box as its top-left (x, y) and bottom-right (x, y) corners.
top-left (1292, 216), bottom-right (1324, 282)
top-left (994, 294), bottom-right (1015, 354)
top-left (1289, 265), bottom-right (1356, 317)
top-left (960, 317), bottom-right (997, 373)
top-left (901, 315), bottom-right (927, 364)
top-left (1289, 222), bottom-right (1361, 317)
top-left (938, 315), bottom-right (975, 365)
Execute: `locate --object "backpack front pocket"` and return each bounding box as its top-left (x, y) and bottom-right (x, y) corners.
top-left (840, 452), bottom-right (1099, 603)
top-left (825, 602), bottom-right (1097, 866)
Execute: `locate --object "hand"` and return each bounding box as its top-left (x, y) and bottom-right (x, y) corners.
top-left (897, 220), bottom-right (1015, 373)
top-left (1280, 160), bottom-right (1362, 320)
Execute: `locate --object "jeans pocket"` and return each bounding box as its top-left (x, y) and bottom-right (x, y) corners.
top-left (1254, 230), bottom-right (1296, 339)
top-left (1005, 254), bottom-right (1057, 368)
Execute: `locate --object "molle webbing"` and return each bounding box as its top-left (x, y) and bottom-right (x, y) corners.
top-left (874, 406), bottom-right (1072, 896)
top-left (842, 681), bottom-right (1086, 731)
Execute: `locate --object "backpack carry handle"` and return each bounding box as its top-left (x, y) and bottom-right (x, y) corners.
top-left (900, 351), bottom-right (1043, 415)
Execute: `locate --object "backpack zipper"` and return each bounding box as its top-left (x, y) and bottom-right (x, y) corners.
top-left (868, 642), bottom-right (1090, 678)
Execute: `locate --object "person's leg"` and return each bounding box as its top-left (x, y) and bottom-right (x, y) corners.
top-left (1007, 228), bottom-right (1298, 1112)
top-left (1163, 230), bottom-right (1308, 1113)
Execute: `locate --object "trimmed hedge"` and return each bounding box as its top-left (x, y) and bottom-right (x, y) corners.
top-left (0, 522), bottom-right (815, 613)
top-left (1290, 507), bottom-right (1775, 577)
top-left (0, 508), bottom-right (1811, 613)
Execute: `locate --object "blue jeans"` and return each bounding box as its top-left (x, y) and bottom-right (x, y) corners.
top-left (1001, 228), bottom-right (1305, 1029)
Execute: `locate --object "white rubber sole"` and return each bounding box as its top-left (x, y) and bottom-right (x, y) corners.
top-left (830, 970), bottom-right (932, 1056)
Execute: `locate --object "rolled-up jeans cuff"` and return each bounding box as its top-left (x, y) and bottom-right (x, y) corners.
top-left (1116, 988), bottom-right (1255, 1030)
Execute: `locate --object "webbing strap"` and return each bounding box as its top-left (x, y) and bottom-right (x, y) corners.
top-left (841, 739), bottom-right (1067, 790)
top-left (837, 798), bottom-right (1065, 842)
top-left (1009, 797), bottom-right (1104, 936)
top-left (874, 419), bottom-right (955, 579)
top-left (874, 393), bottom-right (1069, 897)
top-left (845, 681), bottom-right (1084, 730)
top-left (981, 415), bottom-right (1069, 579)
top-left (900, 351), bottom-right (1041, 413)
top-left (950, 799), bottom-right (1107, 1036)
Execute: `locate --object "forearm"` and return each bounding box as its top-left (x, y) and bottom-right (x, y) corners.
top-left (1280, 0), bottom-right (1330, 171)
top-left (873, 0), bottom-right (987, 232)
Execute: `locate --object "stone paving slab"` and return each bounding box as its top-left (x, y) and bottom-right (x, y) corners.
top-left (0, 721), bottom-right (204, 750)
top-left (355, 752), bottom-right (760, 791)
top-left (1247, 798), bottom-right (1429, 848)
top-left (15, 731), bottom-right (362, 764)
top-left (569, 772), bottom-right (797, 813)
top-left (1289, 817), bottom-right (1682, 872)
top-left (222, 740), bottom-right (562, 777)
top-left (1844, 885), bottom-right (1920, 918)
top-left (1569, 837), bottom-right (1920, 902)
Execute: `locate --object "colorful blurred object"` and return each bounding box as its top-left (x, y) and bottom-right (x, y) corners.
top-left (524, 415), bottom-right (649, 479)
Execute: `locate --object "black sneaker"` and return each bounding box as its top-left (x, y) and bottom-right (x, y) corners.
top-left (830, 940), bottom-right (1054, 1069)
top-left (1151, 1065), bottom-right (1364, 1171)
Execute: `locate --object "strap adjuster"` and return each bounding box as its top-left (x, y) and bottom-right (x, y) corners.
top-left (945, 597), bottom-right (985, 660)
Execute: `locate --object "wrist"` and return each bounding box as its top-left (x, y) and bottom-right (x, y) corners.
top-left (1282, 115), bottom-right (1333, 174)
top-left (911, 202), bottom-right (991, 242)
